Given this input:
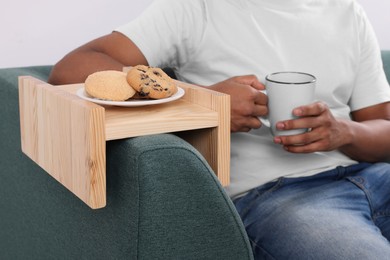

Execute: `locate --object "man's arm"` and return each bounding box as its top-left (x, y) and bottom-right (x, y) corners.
top-left (48, 32), bottom-right (148, 85)
top-left (338, 102), bottom-right (390, 162)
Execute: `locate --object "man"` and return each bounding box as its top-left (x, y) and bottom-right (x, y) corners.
top-left (49, 0), bottom-right (390, 258)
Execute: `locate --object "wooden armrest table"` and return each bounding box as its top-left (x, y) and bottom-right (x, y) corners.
top-left (18, 76), bottom-right (230, 209)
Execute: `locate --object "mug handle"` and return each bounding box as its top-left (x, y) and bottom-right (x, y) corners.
top-left (259, 90), bottom-right (270, 127)
top-left (259, 116), bottom-right (270, 128)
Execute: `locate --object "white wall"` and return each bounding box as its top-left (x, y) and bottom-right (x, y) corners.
top-left (357, 0), bottom-right (390, 50)
top-left (1, 0), bottom-right (389, 68)
top-left (1, 0), bottom-right (154, 68)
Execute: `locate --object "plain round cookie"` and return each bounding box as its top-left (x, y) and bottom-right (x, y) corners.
top-left (85, 70), bottom-right (136, 101)
top-left (126, 65), bottom-right (177, 99)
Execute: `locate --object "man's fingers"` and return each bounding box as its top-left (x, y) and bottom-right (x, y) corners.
top-left (234, 75), bottom-right (265, 91)
top-left (231, 116), bottom-right (261, 132)
top-left (253, 103), bottom-right (268, 117)
top-left (293, 102), bottom-right (327, 117)
top-left (254, 91), bottom-right (268, 106)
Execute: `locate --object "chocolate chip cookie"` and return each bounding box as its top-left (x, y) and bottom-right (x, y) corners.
top-left (126, 65), bottom-right (177, 99)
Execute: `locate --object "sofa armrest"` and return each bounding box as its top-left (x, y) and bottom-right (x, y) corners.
top-left (0, 66), bottom-right (253, 259)
top-left (107, 134), bottom-right (253, 259)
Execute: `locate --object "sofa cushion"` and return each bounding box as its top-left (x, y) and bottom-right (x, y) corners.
top-left (382, 50), bottom-right (390, 84)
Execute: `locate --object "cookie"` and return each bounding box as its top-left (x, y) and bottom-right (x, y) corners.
top-left (85, 70), bottom-right (136, 101)
top-left (126, 65), bottom-right (177, 99)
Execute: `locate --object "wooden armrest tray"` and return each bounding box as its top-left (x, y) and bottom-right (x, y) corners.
top-left (19, 76), bottom-right (230, 209)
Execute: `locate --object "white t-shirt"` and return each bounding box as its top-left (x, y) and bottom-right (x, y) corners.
top-left (116, 0), bottom-right (390, 198)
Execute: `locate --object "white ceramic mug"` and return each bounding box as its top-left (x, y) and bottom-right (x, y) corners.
top-left (261, 71), bottom-right (316, 136)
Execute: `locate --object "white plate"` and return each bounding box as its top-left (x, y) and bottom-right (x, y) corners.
top-left (76, 87), bottom-right (185, 107)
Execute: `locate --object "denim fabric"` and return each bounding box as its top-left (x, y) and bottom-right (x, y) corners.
top-left (234, 162), bottom-right (390, 260)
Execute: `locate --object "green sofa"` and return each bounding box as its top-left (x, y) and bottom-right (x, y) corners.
top-left (1, 51), bottom-right (389, 259)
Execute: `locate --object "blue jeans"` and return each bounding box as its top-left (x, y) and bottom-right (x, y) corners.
top-left (234, 162), bottom-right (390, 259)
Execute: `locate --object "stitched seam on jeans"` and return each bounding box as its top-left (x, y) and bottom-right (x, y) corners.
top-left (239, 178), bottom-right (284, 220)
top-left (346, 177), bottom-right (375, 220)
top-left (373, 210), bottom-right (390, 221)
top-left (249, 238), bottom-right (277, 260)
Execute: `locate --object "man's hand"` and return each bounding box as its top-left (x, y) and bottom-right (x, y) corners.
top-left (209, 75), bottom-right (268, 132)
top-left (273, 102), bottom-right (350, 153)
